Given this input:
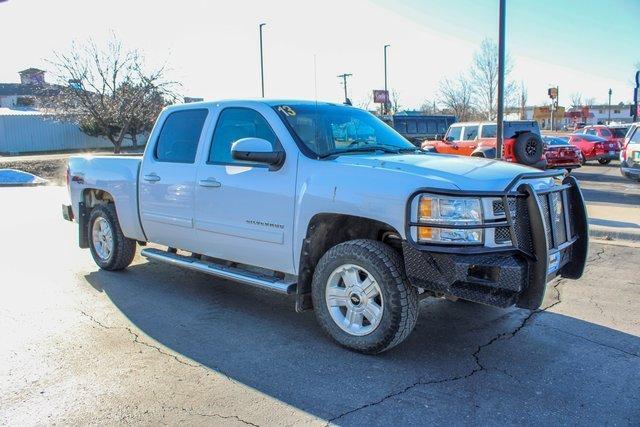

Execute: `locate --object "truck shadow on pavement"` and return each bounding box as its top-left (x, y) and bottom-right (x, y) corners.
top-left (84, 260), bottom-right (640, 425)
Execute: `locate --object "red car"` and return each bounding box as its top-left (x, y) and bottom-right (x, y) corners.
top-left (542, 136), bottom-right (582, 171)
top-left (567, 133), bottom-right (619, 164)
top-left (577, 125), bottom-right (625, 160)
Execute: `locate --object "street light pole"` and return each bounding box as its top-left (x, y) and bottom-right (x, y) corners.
top-left (337, 73), bottom-right (352, 105)
top-left (608, 88), bottom-right (612, 124)
top-left (495, 0), bottom-right (506, 159)
top-left (384, 44), bottom-right (390, 115)
top-left (259, 23), bottom-right (266, 98)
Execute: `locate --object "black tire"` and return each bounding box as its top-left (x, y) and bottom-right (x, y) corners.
top-left (598, 158), bottom-right (611, 165)
top-left (513, 132), bottom-right (543, 166)
top-left (311, 239), bottom-right (418, 354)
top-left (88, 204), bottom-right (136, 271)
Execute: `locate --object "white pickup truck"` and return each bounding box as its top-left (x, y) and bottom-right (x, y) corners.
top-left (63, 100), bottom-right (589, 353)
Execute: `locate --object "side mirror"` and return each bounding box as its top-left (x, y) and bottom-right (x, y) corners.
top-left (231, 138), bottom-right (285, 171)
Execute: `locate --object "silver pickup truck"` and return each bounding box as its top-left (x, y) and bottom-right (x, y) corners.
top-left (63, 100), bottom-right (589, 353)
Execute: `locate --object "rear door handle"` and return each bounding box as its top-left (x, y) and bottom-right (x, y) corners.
top-left (199, 178), bottom-right (221, 188)
top-left (143, 173), bottom-right (161, 182)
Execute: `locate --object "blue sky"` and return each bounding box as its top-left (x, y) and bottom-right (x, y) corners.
top-left (1, 0), bottom-right (637, 108)
top-left (377, 0), bottom-right (638, 92)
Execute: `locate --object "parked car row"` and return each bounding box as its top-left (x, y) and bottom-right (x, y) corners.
top-left (417, 120), bottom-right (638, 177)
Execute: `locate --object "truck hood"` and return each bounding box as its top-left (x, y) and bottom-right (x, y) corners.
top-left (332, 153), bottom-right (551, 191)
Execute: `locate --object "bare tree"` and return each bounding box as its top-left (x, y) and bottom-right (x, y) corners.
top-left (584, 97), bottom-right (597, 107)
top-left (518, 81), bottom-right (528, 120)
top-left (469, 38), bottom-right (515, 120)
top-left (355, 95), bottom-right (372, 112)
top-left (390, 89), bottom-right (402, 114)
top-left (437, 75), bottom-right (474, 121)
top-left (46, 35), bottom-right (177, 153)
top-left (569, 92), bottom-right (583, 107)
top-left (419, 99), bottom-right (438, 114)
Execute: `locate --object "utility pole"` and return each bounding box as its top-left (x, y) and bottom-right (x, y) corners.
top-left (495, 0), bottom-right (506, 159)
top-left (259, 23), bottom-right (266, 98)
top-left (384, 44), bottom-right (390, 115)
top-left (337, 73), bottom-right (352, 105)
top-left (608, 88), bottom-right (612, 124)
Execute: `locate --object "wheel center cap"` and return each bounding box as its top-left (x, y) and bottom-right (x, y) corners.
top-left (349, 293), bottom-right (362, 306)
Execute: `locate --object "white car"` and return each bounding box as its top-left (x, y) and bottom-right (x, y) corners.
top-left (63, 100), bottom-right (589, 353)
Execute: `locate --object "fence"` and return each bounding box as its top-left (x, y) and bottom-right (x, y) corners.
top-left (0, 112), bottom-right (144, 154)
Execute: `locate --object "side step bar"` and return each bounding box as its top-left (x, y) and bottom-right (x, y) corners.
top-left (141, 248), bottom-right (297, 295)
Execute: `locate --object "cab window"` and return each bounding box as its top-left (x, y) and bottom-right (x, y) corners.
top-left (462, 125), bottom-right (479, 141)
top-left (155, 109), bottom-right (208, 163)
top-left (208, 108), bottom-right (279, 165)
top-left (586, 128), bottom-right (596, 135)
top-left (629, 128), bottom-right (640, 145)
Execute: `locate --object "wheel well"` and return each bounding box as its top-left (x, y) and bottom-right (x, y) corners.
top-left (82, 188), bottom-right (114, 208)
top-left (295, 213), bottom-right (401, 311)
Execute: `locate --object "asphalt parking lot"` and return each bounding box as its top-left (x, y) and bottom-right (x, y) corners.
top-left (1, 168), bottom-right (639, 425)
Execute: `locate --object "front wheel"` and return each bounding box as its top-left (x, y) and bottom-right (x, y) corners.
top-left (88, 204), bottom-right (136, 270)
top-left (311, 240), bottom-right (418, 354)
top-left (598, 158), bottom-right (611, 165)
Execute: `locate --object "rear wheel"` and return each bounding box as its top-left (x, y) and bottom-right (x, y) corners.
top-left (598, 158), bottom-right (611, 165)
top-left (311, 239), bottom-right (418, 354)
top-left (513, 132), bottom-right (543, 166)
top-left (88, 204), bottom-right (136, 270)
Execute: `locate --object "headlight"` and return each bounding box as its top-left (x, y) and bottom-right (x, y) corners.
top-left (417, 195), bottom-right (483, 244)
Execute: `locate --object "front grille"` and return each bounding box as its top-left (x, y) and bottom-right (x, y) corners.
top-left (538, 195), bottom-right (553, 249)
top-left (495, 226), bottom-right (511, 244)
top-left (536, 189), bottom-right (572, 249)
top-left (493, 199), bottom-right (517, 216)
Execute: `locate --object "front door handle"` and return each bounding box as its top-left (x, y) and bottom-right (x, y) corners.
top-left (143, 173), bottom-right (161, 182)
top-left (199, 178), bottom-right (221, 188)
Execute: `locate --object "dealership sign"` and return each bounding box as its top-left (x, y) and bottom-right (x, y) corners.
top-left (373, 90), bottom-right (389, 104)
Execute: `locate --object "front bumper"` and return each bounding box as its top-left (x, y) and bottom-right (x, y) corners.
top-left (403, 173), bottom-right (588, 310)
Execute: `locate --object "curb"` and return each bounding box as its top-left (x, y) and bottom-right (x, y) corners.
top-left (588, 226), bottom-right (640, 243)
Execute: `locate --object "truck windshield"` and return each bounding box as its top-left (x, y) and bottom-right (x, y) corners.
top-left (273, 103), bottom-right (417, 158)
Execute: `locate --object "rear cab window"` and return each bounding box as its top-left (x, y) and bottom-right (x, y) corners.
top-left (155, 109), bottom-right (209, 163)
top-left (599, 128), bottom-right (612, 137)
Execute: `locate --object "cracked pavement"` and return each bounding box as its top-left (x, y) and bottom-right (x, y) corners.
top-left (1, 186), bottom-right (639, 425)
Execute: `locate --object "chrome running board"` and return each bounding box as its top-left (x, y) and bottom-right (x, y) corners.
top-left (141, 248), bottom-right (297, 295)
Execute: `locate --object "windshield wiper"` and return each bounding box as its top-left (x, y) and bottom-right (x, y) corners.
top-left (318, 146), bottom-right (400, 158)
top-left (397, 147), bottom-right (425, 154)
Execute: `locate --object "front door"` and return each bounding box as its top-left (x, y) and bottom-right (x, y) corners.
top-left (139, 108), bottom-right (209, 250)
top-left (193, 106), bottom-right (297, 274)
top-left (457, 125), bottom-right (479, 155)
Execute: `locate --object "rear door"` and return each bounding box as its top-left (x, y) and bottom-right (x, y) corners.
top-left (139, 108), bottom-right (209, 250)
top-left (192, 105), bottom-right (297, 273)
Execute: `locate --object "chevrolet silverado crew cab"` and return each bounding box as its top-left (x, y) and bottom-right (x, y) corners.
top-left (63, 100), bottom-right (588, 354)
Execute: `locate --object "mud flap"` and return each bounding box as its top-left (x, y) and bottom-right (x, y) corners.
top-left (78, 202), bottom-right (90, 249)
